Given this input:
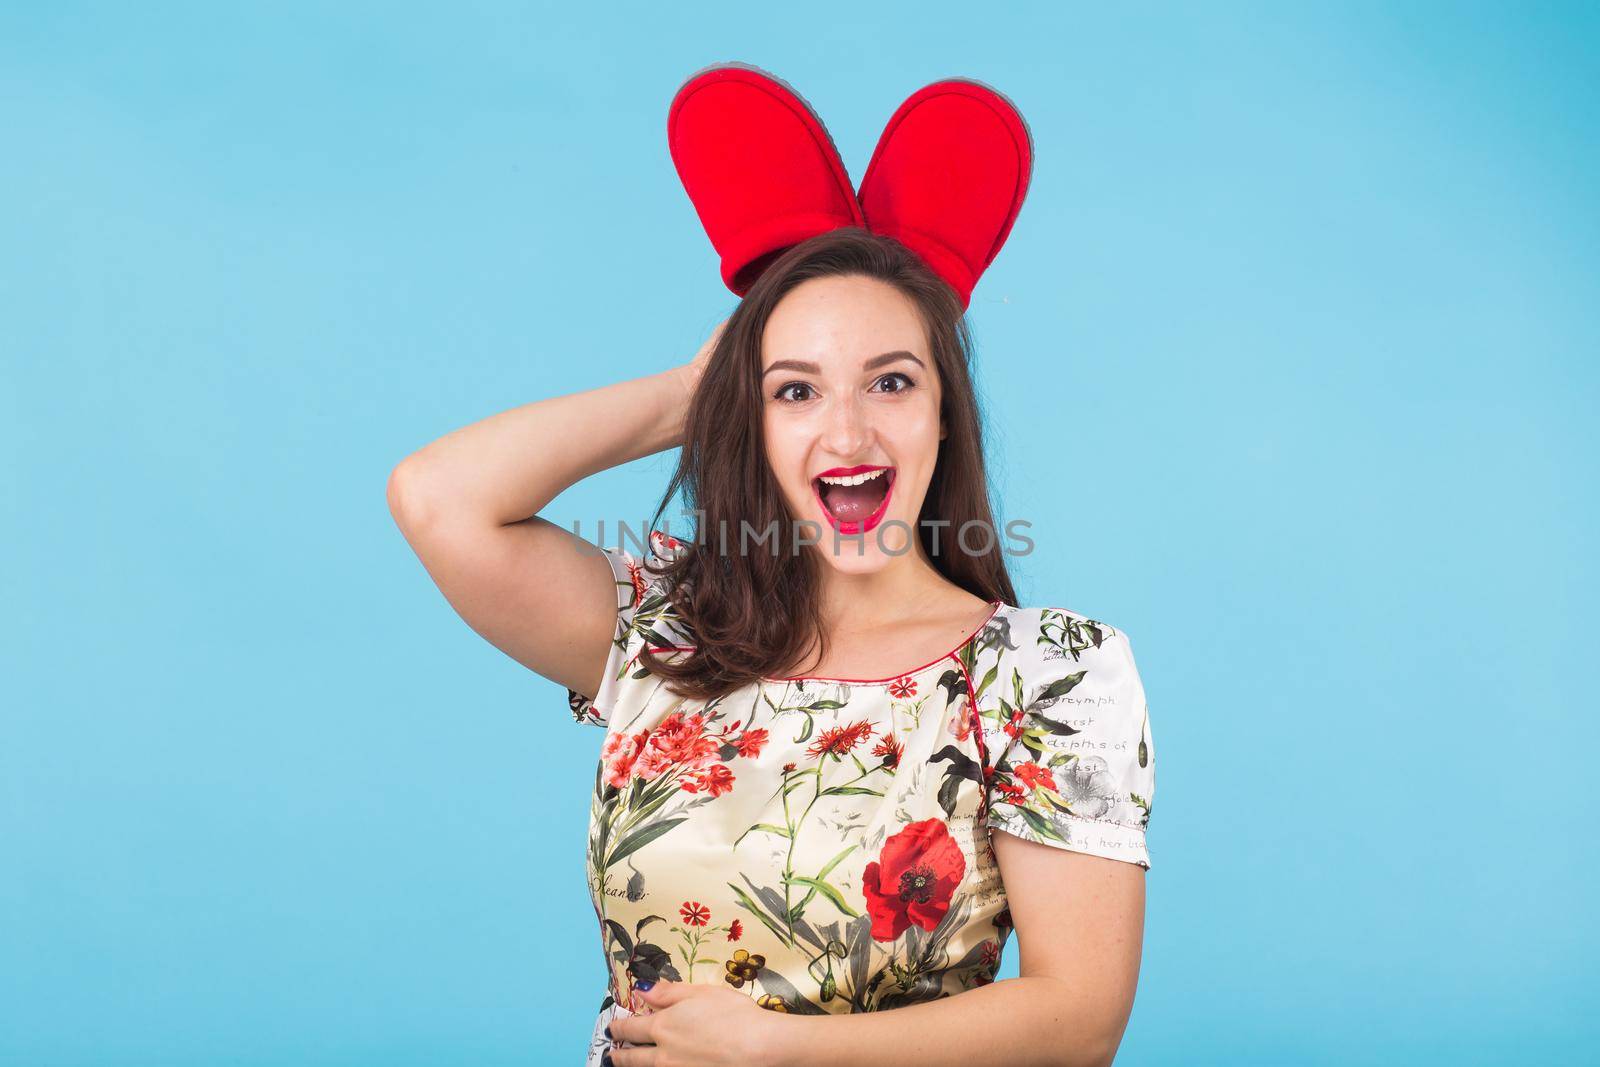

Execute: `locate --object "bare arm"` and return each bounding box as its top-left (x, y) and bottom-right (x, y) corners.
top-left (386, 320), bottom-right (724, 700)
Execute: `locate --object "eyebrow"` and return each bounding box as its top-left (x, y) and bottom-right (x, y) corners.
top-left (762, 350), bottom-right (925, 378)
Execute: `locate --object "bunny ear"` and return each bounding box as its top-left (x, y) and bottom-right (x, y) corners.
top-left (856, 78), bottom-right (1034, 310)
top-left (667, 62), bottom-right (864, 297)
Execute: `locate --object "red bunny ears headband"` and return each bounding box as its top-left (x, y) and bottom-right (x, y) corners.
top-left (667, 61), bottom-right (1034, 310)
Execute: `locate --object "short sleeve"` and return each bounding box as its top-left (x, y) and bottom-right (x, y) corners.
top-left (567, 528), bottom-right (689, 728)
top-left (981, 609), bottom-right (1156, 869)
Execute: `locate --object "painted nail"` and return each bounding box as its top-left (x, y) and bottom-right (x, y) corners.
top-left (601, 1052), bottom-right (614, 1067)
top-left (636, 979), bottom-right (655, 991)
top-left (604, 1023), bottom-right (613, 1040)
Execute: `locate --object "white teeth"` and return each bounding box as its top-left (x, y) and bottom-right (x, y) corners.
top-left (817, 469), bottom-right (888, 487)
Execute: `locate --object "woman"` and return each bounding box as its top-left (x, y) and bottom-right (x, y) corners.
top-left (392, 59), bottom-right (1156, 1064)
top-left (388, 225), bottom-right (1155, 1066)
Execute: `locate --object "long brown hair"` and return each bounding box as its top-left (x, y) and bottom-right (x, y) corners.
top-left (639, 226), bottom-right (1017, 701)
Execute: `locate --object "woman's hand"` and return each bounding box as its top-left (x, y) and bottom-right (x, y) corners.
top-left (606, 979), bottom-right (790, 1066)
top-left (677, 315), bottom-right (729, 402)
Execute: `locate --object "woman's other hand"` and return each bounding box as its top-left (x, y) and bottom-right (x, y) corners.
top-left (606, 978), bottom-right (793, 1066)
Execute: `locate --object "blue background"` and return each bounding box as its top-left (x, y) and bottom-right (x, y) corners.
top-left (3, 2), bottom-right (1595, 1064)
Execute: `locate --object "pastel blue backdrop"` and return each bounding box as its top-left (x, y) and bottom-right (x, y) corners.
top-left (3, 2), bottom-right (1595, 1064)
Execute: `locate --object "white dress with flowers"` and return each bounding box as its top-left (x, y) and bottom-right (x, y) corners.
top-left (566, 529), bottom-right (1156, 1065)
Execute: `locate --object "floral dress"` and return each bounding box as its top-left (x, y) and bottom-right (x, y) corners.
top-left (566, 529), bottom-right (1156, 1065)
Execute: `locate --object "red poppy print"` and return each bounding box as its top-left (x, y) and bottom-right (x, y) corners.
top-left (861, 818), bottom-right (967, 942)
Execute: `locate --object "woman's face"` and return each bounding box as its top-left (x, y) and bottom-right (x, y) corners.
top-left (760, 274), bottom-right (945, 571)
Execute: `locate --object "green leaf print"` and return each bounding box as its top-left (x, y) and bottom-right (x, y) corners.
top-left (609, 817), bottom-right (688, 867)
top-left (928, 744), bottom-right (982, 820)
top-left (1081, 620), bottom-right (1106, 649)
top-left (784, 875), bottom-right (861, 919)
top-left (626, 777), bottom-right (684, 824)
top-left (1040, 610), bottom-right (1118, 659)
top-left (728, 874), bottom-right (826, 953)
top-left (819, 785), bottom-right (884, 798)
top-left (1040, 789), bottom-right (1075, 815)
top-left (626, 940), bottom-right (681, 985)
top-left (978, 663), bottom-right (999, 701)
top-left (733, 822), bottom-right (794, 847)
top-left (728, 880), bottom-right (793, 945)
top-left (604, 918), bottom-right (633, 957)
top-left (1034, 670), bottom-right (1088, 703)
top-left (788, 843), bottom-right (858, 920)
top-left (1013, 803), bottom-right (1061, 842)
top-left (1028, 711), bottom-right (1083, 737)
top-left (781, 769), bottom-right (820, 798)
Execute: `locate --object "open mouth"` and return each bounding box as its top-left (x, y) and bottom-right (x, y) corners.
top-left (812, 465), bottom-right (895, 533)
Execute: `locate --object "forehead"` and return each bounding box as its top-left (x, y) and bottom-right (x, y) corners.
top-left (761, 275), bottom-right (928, 367)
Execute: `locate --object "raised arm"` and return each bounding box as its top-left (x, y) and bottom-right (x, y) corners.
top-left (385, 319), bottom-right (723, 701)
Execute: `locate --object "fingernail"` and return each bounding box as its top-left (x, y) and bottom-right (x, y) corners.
top-left (636, 979), bottom-right (655, 992)
top-left (601, 1053), bottom-right (614, 1067)
top-left (604, 1023), bottom-right (613, 1040)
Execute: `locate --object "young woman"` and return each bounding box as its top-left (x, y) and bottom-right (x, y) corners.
top-left (389, 228), bottom-right (1155, 1067)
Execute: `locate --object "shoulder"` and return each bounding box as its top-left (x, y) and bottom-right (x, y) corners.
top-left (611, 528), bottom-right (695, 649)
top-left (567, 529), bottom-right (696, 727)
top-left (593, 528), bottom-right (686, 593)
top-left (974, 603), bottom-right (1151, 792)
top-left (976, 604), bottom-right (1156, 864)
top-left (981, 604), bottom-right (1142, 708)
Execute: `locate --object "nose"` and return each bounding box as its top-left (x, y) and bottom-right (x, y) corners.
top-left (819, 389), bottom-right (870, 458)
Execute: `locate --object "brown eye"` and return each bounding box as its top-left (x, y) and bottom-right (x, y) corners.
top-left (873, 372), bottom-right (915, 393)
top-left (773, 382), bottom-right (816, 404)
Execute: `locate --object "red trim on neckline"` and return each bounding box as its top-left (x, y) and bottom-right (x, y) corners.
top-left (760, 599), bottom-right (1007, 686)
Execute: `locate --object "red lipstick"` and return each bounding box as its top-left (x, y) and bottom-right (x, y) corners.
top-left (811, 464), bottom-right (896, 535)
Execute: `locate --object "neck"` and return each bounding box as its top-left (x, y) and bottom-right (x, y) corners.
top-left (812, 543), bottom-right (952, 633)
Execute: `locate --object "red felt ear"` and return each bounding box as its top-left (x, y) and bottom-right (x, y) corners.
top-left (856, 78), bottom-right (1034, 311)
top-left (667, 62), bottom-right (865, 297)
